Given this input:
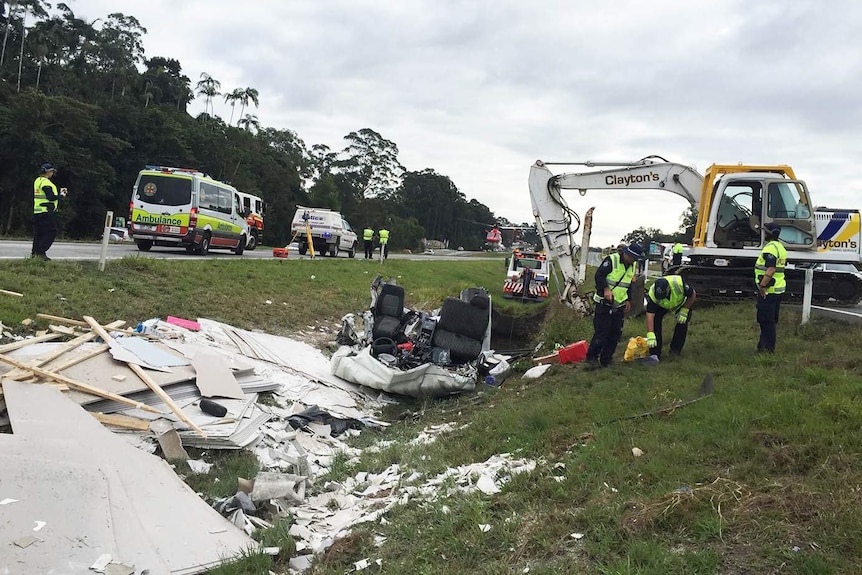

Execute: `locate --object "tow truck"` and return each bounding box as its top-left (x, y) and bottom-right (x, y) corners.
top-left (503, 249), bottom-right (550, 302)
top-left (528, 156), bottom-right (862, 308)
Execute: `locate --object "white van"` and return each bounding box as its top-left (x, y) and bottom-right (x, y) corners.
top-left (290, 206), bottom-right (358, 258)
top-left (128, 165), bottom-right (249, 255)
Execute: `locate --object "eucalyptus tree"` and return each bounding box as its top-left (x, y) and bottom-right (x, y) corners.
top-left (195, 72), bottom-right (220, 116)
top-left (93, 13), bottom-right (147, 99)
top-left (1, 0), bottom-right (48, 71)
top-left (336, 128), bottom-right (404, 200)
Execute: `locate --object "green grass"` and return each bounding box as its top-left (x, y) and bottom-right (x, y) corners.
top-left (3, 259), bottom-right (861, 574)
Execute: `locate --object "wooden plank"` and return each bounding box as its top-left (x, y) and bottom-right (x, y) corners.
top-left (4, 321), bottom-right (124, 381)
top-left (92, 412), bottom-right (151, 431)
top-left (0, 333), bottom-right (63, 354)
top-left (83, 316), bottom-right (206, 438)
top-left (0, 358), bottom-right (163, 414)
top-left (1, 289), bottom-right (24, 297)
top-left (13, 344), bottom-right (110, 383)
top-left (35, 313), bottom-right (88, 327)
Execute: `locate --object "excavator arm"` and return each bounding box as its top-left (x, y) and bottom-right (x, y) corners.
top-left (529, 157), bottom-right (703, 307)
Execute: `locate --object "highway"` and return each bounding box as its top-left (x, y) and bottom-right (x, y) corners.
top-left (0, 240), bottom-right (494, 262)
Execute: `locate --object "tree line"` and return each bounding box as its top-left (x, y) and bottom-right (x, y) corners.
top-left (0, 3), bottom-right (523, 251)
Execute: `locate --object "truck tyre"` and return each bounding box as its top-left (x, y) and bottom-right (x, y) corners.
top-left (299, 243), bottom-right (308, 255)
top-left (234, 234), bottom-right (246, 256)
top-left (247, 232), bottom-right (258, 251)
top-left (196, 232), bottom-right (211, 256)
top-left (348, 241), bottom-right (356, 259)
top-left (330, 242), bottom-right (338, 257)
top-left (136, 240), bottom-right (153, 252)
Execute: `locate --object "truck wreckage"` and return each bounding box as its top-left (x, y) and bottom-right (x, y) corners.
top-left (331, 276), bottom-right (504, 398)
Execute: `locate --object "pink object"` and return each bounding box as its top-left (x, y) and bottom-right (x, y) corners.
top-left (558, 340), bottom-right (588, 364)
top-left (166, 316), bottom-right (201, 331)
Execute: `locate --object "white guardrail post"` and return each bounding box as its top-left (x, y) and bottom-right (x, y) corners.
top-left (801, 267), bottom-right (813, 324)
top-left (99, 211), bottom-right (113, 272)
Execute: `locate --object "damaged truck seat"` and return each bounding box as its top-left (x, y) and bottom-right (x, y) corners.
top-left (372, 283), bottom-right (406, 341)
top-left (432, 293), bottom-right (490, 362)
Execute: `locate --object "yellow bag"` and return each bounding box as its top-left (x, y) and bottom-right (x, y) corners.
top-left (624, 336), bottom-right (649, 362)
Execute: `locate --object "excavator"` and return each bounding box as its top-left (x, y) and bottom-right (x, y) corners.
top-left (528, 156), bottom-right (862, 308)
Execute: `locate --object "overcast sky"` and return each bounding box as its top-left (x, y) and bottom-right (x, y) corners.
top-left (71, 0), bottom-right (862, 247)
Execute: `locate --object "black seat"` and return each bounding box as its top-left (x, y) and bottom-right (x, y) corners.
top-left (432, 293), bottom-right (490, 362)
top-left (372, 284), bottom-right (406, 340)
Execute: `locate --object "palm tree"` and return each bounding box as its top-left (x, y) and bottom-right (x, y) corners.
top-left (238, 113), bottom-right (259, 132)
top-left (224, 87), bottom-right (243, 125)
top-left (235, 87), bottom-right (259, 126)
top-left (195, 72), bottom-right (221, 116)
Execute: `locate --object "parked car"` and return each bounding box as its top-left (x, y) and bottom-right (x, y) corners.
top-left (109, 227), bottom-right (131, 242)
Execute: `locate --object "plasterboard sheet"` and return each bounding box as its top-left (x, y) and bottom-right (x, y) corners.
top-left (3, 381), bottom-right (257, 574)
top-left (59, 349), bottom-right (196, 406)
top-left (190, 352), bottom-right (244, 399)
top-left (114, 337), bottom-right (190, 368)
top-left (0, 436), bottom-right (171, 574)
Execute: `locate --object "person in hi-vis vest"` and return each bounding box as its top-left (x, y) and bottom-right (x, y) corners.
top-left (586, 242), bottom-right (643, 368)
top-left (378, 228), bottom-right (390, 260)
top-left (755, 222), bottom-right (787, 352)
top-left (32, 163), bottom-right (67, 261)
top-left (363, 227), bottom-right (375, 259)
top-left (645, 275), bottom-right (696, 359)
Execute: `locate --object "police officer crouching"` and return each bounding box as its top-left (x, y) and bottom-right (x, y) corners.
top-left (586, 242), bottom-right (644, 368)
top-left (755, 222), bottom-right (787, 352)
top-left (645, 276), bottom-right (696, 359)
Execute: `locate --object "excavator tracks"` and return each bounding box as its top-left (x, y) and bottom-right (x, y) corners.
top-left (669, 264), bottom-right (862, 307)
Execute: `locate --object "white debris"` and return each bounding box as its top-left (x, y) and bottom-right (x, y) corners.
top-left (478, 524), bottom-right (491, 533)
top-left (522, 364), bottom-right (552, 379)
top-left (632, 447), bottom-right (644, 457)
top-left (187, 459), bottom-right (213, 474)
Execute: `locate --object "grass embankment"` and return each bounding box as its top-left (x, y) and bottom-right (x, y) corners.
top-left (2, 258), bottom-right (861, 574)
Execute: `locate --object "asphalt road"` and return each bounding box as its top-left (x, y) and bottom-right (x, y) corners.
top-left (0, 240), bottom-right (495, 262)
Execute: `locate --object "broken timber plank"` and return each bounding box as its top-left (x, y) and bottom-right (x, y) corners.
top-left (0, 333), bottom-right (63, 354)
top-left (4, 321), bottom-right (124, 381)
top-left (0, 359), bottom-right (162, 414)
top-left (1, 289), bottom-right (24, 297)
top-left (35, 313), bottom-right (88, 327)
top-left (83, 316), bottom-right (206, 438)
top-left (92, 412), bottom-right (151, 431)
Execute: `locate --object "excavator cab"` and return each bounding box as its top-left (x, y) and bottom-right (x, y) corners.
top-left (700, 166), bottom-right (816, 250)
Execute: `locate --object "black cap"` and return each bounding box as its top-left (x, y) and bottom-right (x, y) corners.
top-left (764, 222), bottom-right (782, 236)
top-left (40, 163), bottom-right (55, 173)
top-left (624, 243), bottom-right (645, 259)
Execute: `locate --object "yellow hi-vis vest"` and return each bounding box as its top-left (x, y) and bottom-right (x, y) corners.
top-left (755, 240), bottom-right (787, 294)
top-left (672, 243), bottom-right (683, 254)
top-left (378, 229), bottom-right (389, 244)
top-left (648, 275), bottom-right (686, 310)
top-left (33, 176), bottom-right (58, 214)
top-left (363, 228), bottom-right (374, 241)
top-left (593, 252), bottom-right (634, 305)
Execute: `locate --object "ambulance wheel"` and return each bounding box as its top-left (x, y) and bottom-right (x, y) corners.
top-left (234, 235), bottom-right (246, 256)
top-left (299, 243), bottom-right (307, 255)
top-left (247, 232), bottom-right (258, 251)
top-left (348, 242), bottom-right (356, 258)
top-left (330, 242), bottom-right (338, 257)
top-left (196, 233), bottom-right (211, 256)
top-left (136, 240), bottom-right (152, 252)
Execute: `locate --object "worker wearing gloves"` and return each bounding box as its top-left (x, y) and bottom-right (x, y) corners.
top-left (755, 222), bottom-right (787, 352)
top-left (645, 276), bottom-right (696, 359)
top-left (586, 243), bottom-right (643, 368)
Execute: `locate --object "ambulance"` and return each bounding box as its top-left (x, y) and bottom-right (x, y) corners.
top-left (128, 166), bottom-right (249, 255)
